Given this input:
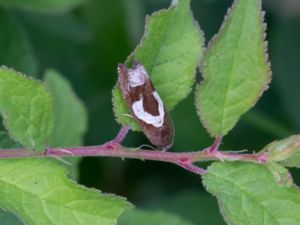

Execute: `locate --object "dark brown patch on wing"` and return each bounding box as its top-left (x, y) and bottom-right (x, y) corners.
top-left (142, 81), bottom-right (159, 116)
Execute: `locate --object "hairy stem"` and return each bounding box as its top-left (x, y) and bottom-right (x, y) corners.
top-left (0, 143), bottom-right (265, 175)
top-left (0, 127), bottom-right (266, 176)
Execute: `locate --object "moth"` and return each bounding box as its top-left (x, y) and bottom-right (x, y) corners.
top-left (118, 61), bottom-right (174, 150)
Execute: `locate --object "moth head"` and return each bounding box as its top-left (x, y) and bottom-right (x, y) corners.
top-left (127, 61), bottom-right (149, 87)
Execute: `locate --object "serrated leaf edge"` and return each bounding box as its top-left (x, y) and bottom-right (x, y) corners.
top-left (0, 158), bottom-right (133, 224)
top-left (113, 0), bottom-right (204, 130)
top-left (127, 0), bottom-right (204, 112)
top-left (203, 162), bottom-right (293, 225)
top-left (0, 66), bottom-right (54, 150)
top-left (195, 0), bottom-right (271, 137)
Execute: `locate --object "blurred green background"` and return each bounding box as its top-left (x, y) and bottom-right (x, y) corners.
top-left (1, 0), bottom-right (300, 224)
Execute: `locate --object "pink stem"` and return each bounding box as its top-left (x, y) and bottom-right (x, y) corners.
top-left (207, 136), bottom-right (222, 153)
top-left (0, 142), bottom-right (266, 176)
top-left (0, 146), bottom-right (265, 164)
top-left (113, 126), bottom-right (130, 144)
top-left (177, 161), bottom-right (207, 175)
top-left (46, 144), bottom-right (198, 163)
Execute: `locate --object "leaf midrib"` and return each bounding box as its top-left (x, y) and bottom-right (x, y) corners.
top-left (148, 6), bottom-right (179, 75)
top-left (208, 172), bottom-right (281, 225)
top-left (218, 0), bottom-right (251, 133)
top-left (0, 179), bottom-right (118, 223)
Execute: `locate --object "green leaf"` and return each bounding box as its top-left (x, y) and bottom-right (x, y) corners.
top-left (44, 69), bottom-right (88, 179)
top-left (0, 158), bottom-right (132, 225)
top-left (44, 69), bottom-right (87, 148)
top-left (262, 135), bottom-right (300, 168)
top-left (203, 162), bottom-right (300, 225)
top-left (112, 0), bottom-right (204, 130)
top-left (196, 0), bottom-right (270, 137)
top-left (118, 209), bottom-right (194, 225)
top-left (265, 162), bottom-right (293, 187)
top-left (0, 68), bottom-right (54, 151)
top-left (0, 0), bottom-right (86, 13)
top-left (281, 152), bottom-right (300, 169)
top-left (0, 10), bottom-right (37, 76)
top-left (112, 85), bottom-right (140, 131)
top-left (0, 132), bottom-right (21, 148)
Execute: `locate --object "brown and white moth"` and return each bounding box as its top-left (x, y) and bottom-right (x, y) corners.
top-left (118, 61), bottom-right (174, 150)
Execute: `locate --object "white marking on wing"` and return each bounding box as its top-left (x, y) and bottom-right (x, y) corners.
top-left (128, 64), bottom-right (149, 87)
top-left (132, 91), bottom-right (165, 128)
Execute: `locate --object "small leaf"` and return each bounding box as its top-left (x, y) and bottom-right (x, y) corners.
top-left (262, 135), bottom-right (300, 168)
top-left (196, 0), bottom-right (270, 137)
top-left (118, 209), bottom-right (194, 225)
top-left (0, 158), bottom-right (132, 225)
top-left (281, 152), bottom-right (300, 169)
top-left (203, 162), bottom-right (300, 225)
top-left (112, 85), bottom-right (140, 131)
top-left (0, 68), bottom-right (54, 151)
top-left (265, 162), bottom-right (293, 187)
top-left (0, 0), bottom-right (86, 13)
top-left (0, 10), bottom-right (37, 76)
top-left (113, 0), bottom-right (204, 130)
